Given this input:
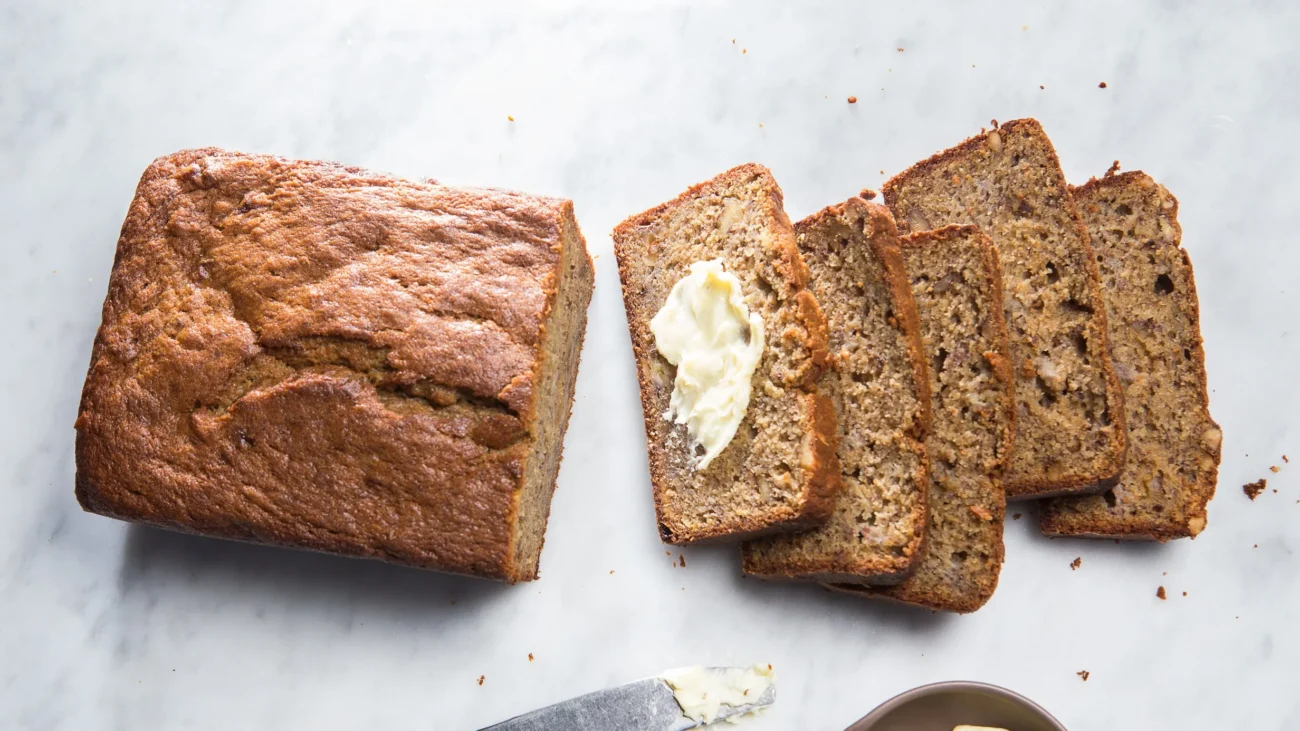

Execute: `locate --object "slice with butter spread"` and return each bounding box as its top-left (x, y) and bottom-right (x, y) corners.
top-left (612, 163), bottom-right (840, 544)
top-left (650, 259), bottom-right (765, 470)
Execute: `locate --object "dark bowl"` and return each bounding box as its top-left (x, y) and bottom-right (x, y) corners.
top-left (845, 681), bottom-right (1067, 731)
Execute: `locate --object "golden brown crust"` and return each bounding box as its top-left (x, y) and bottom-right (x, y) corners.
top-left (800, 392), bottom-right (846, 524)
top-left (612, 164), bottom-right (839, 544)
top-left (1041, 171), bottom-right (1219, 540)
top-left (74, 148), bottom-right (594, 582)
top-left (882, 118), bottom-right (1127, 498)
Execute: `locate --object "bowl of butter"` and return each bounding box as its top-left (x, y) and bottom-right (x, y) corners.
top-left (845, 681), bottom-right (1066, 731)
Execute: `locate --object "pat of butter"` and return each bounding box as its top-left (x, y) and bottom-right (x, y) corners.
top-left (660, 665), bottom-right (774, 724)
top-left (954, 726), bottom-right (1010, 731)
top-left (650, 259), bottom-right (765, 470)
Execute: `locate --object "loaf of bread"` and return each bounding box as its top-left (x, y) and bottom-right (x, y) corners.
top-left (883, 119), bottom-right (1126, 499)
top-left (1041, 171), bottom-right (1221, 539)
top-left (75, 148), bottom-right (595, 582)
top-left (743, 197), bottom-right (931, 583)
top-left (613, 164), bottom-right (841, 544)
top-left (831, 225), bottom-right (1015, 611)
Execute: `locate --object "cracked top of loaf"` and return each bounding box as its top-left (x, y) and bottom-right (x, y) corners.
top-left (74, 148), bottom-right (587, 580)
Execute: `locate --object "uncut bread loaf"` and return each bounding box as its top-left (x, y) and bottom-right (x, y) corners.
top-left (1041, 171), bottom-right (1221, 540)
top-left (75, 148), bottom-right (595, 582)
top-left (831, 225), bottom-right (1015, 612)
top-left (743, 197), bottom-right (931, 584)
top-left (613, 164), bottom-right (840, 544)
top-left (883, 118), bottom-right (1126, 499)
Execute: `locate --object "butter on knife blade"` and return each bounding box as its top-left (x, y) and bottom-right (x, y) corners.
top-left (479, 666), bottom-right (776, 731)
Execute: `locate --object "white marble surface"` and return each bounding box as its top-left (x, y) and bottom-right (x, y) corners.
top-left (3, 1), bottom-right (1299, 729)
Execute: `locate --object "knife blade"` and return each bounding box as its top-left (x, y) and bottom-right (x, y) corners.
top-left (479, 668), bottom-right (776, 731)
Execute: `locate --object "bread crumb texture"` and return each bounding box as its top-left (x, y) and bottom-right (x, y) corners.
top-left (1244, 479), bottom-right (1267, 501)
top-left (743, 199), bottom-right (929, 583)
top-left (854, 225), bottom-right (1014, 612)
top-left (1041, 171), bottom-right (1220, 540)
top-left (883, 119), bottom-right (1126, 499)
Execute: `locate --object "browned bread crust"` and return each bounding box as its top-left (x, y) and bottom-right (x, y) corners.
top-left (612, 164), bottom-right (840, 544)
top-left (743, 198), bottom-right (932, 583)
top-left (882, 118), bottom-right (1127, 499)
top-left (74, 148), bottom-right (595, 582)
top-left (1041, 171), bottom-right (1221, 540)
top-left (831, 224), bottom-right (1015, 612)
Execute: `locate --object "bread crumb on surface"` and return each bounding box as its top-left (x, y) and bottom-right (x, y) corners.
top-left (1270, 465), bottom-right (1280, 473)
top-left (609, 569), bottom-right (615, 574)
top-left (507, 115), bottom-right (514, 122)
top-left (847, 95), bottom-right (858, 104)
top-left (1012, 513), bottom-right (1022, 520)
top-left (742, 48), bottom-right (747, 54)
top-left (528, 653), bottom-right (534, 662)
top-left (1284, 454), bottom-right (1290, 463)
top-left (1244, 479), bottom-right (1267, 500)
top-left (1098, 81), bottom-right (1107, 88)
top-left (1183, 591), bottom-right (1188, 597)
top-left (678, 554), bottom-right (687, 567)
top-left (1070, 557), bottom-right (1082, 570)
top-left (1156, 586), bottom-right (1167, 600)
top-left (1077, 670), bottom-right (1090, 681)
top-left (478, 675), bottom-right (485, 686)
top-left (1039, 85), bottom-right (1045, 90)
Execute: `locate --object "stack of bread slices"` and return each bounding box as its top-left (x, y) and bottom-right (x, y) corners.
top-left (613, 118), bottom-right (1222, 613)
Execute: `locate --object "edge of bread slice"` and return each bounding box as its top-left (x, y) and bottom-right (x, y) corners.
top-left (613, 164), bottom-right (842, 544)
top-left (742, 197), bottom-right (932, 583)
top-left (1041, 171), bottom-right (1221, 540)
top-left (882, 118), bottom-right (1127, 499)
top-left (830, 224), bottom-right (1015, 611)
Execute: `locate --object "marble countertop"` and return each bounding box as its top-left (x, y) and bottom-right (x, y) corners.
top-left (4, 1), bottom-right (1298, 729)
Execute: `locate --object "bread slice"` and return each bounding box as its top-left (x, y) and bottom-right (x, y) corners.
top-left (830, 225), bottom-right (1016, 612)
top-left (613, 164), bottom-right (841, 544)
top-left (883, 118), bottom-right (1126, 499)
top-left (742, 197), bottom-right (931, 583)
top-left (1041, 171), bottom-right (1221, 539)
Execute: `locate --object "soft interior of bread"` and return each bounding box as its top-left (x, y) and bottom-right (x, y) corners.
top-left (512, 214), bottom-right (594, 578)
top-left (619, 174), bottom-right (821, 539)
top-left (884, 121), bottom-right (1123, 495)
top-left (1043, 176), bottom-right (1220, 537)
top-left (878, 229), bottom-right (1010, 608)
top-left (745, 204), bottom-right (927, 581)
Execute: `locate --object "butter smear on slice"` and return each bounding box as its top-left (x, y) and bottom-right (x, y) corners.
top-left (650, 259), bottom-right (765, 470)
